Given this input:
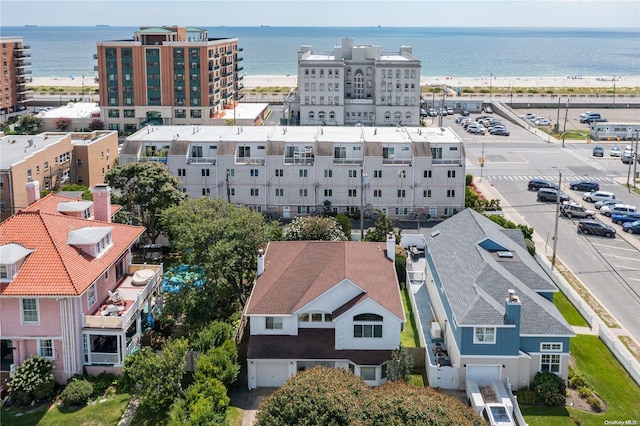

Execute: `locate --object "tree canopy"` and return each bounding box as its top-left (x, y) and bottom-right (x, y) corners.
top-left (255, 366), bottom-right (483, 426)
top-left (18, 114), bottom-right (43, 135)
top-left (160, 198), bottom-right (281, 314)
top-left (104, 162), bottom-right (187, 244)
top-left (364, 209), bottom-right (399, 242)
top-left (283, 215), bottom-right (347, 241)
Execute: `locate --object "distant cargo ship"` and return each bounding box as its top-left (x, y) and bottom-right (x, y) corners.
top-left (96, 24), bottom-right (110, 27)
top-left (25, 25), bottom-right (38, 27)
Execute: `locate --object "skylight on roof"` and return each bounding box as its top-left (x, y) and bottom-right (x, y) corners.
top-left (497, 251), bottom-right (514, 258)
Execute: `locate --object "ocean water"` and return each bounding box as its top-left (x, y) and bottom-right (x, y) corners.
top-left (2, 26), bottom-right (639, 79)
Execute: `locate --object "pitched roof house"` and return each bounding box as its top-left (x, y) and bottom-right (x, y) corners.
top-left (0, 183), bottom-right (163, 383)
top-left (244, 235), bottom-right (404, 389)
top-left (407, 209), bottom-right (574, 390)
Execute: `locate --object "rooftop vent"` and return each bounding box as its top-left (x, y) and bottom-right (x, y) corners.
top-left (430, 229), bottom-right (440, 237)
top-left (497, 251), bottom-right (513, 258)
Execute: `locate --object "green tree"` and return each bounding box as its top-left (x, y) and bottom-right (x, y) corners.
top-left (160, 198), bottom-right (280, 310)
top-left (193, 341), bottom-right (239, 389)
top-left (334, 214), bottom-right (352, 241)
top-left (168, 377), bottom-right (229, 425)
top-left (190, 321), bottom-right (235, 353)
top-left (363, 209), bottom-right (398, 242)
top-left (18, 114), bottom-right (43, 135)
top-left (122, 338), bottom-right (188, 411)
top-left (89, 118), bottom-right (104, 130)
top-left (386, 346), bottom-right (414, 382)
top-left (283, 215), bottom-right (347, 241)
top-left (105, 162), bottom-right (188, 244)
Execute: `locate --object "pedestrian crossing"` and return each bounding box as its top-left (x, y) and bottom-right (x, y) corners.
top-left (463, 139), bottom-right (549, 144)
top-left (484, 175), bottom-right (614, 183)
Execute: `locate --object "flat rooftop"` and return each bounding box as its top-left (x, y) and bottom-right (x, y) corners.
top-left (0, 133), bottom-right (67, 169)
top-left (38, 102), bottom-right (100, 119)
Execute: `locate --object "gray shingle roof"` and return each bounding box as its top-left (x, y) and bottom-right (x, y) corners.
top-left (425, 209), bottom-right (572, 336)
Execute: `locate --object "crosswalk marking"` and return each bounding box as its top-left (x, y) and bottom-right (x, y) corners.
top-left (463, 139), bottom-right (548, 144)
top-left (484, 175), bottom-right (614, 183)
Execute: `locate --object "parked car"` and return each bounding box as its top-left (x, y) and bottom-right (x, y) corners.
top-left (577, 219), bottom-right (616, 238)
top-left (447, 107), bottom-right (454, 115)
top-left (521, 113), bottom-right (536, 120)
top-left (622, 220), bottom-right (640, 234)
top-left (439, 108), bottom-right (448, 116)
top-left (534, 117), bottom-right (550, 126)
top-left (569, 180), bottom-right (599, 192)
top-left (600, 204), bottom-right (637, 217)
top-left (428, 108), bottom-right (437, 117)
top-left (528, 179), bottom-right (558, 191)
top-left (420, 109), bottom-right (429, 117)
top-left (491, 128), bottom-right (510, 136)
top-left (483, 105), bottom-right (493, 114)
top-left (467, 126), bottom-right (486, 135)
top-left (589, 117), bottom-right (608, 123)
top-left (461, 110), bottom-right (470, 116)
top-left (610, 145), bottom-right (621, 157)
top-left (579, 111), bottom-right (595, 120)
top-left (475, 115), bottom-right (490, 122)
top-left (537, 188), bottom-right (570, 203)
top-left (592, 146), bottom-right (604, 157)
top-left (595, 198), bottom-right (625, 209)
top-left (621, 153), bottom-right (634, 164)
top-left (582, 191), bottom-right (615, 203)
top-left (560, 201), bottom-right (595, 219)
top-left (580, 112), bottom-right (601, 123)
top-left (611, 212), bottom-right (640, 225)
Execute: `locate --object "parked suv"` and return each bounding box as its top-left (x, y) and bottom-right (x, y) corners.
top-left (582, 191), bottom-right (615, 203)
top-left (592, 146), bottom-right (604, 157)
top-left (569, 180), bottom-right (599, 191)
top-left (600, 204), bottom-right (637, 217)
top-left (560, 202), bottom-right (595, 219)
top-left (580, 112), bottom-right (601, 123)
top-left (577, 219), bottom-right (616, 238)
top-left (611, 212), bottom-right (640, 225)
top-left (537, 188), bottom-right (570, 203)
top-left (528, 179), bottom-right (558, 191)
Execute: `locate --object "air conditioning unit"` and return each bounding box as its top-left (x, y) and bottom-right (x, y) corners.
top-left (430, 321), bottom-right (442, 339)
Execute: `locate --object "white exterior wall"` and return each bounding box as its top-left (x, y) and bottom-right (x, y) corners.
top-left (334, 298), bottom-right (402, 351)
top-left (249, 315), bottom-right (297, 336)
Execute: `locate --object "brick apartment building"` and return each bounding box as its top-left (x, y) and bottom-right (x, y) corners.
top-left (1, 37), bottom-right (32, 115)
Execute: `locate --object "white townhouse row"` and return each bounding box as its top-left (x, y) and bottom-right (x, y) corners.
top-left (291, 38), bottom-right (422, 127)
top-left (119, 124), bottom-right (465, 219)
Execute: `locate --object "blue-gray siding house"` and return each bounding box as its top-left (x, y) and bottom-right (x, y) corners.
top-left (408, 208), bottom-right (574, 390)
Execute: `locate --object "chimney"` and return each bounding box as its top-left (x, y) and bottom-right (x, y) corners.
top-left (26, 181), bottom-right (41, 205)
top-left (92, 184), bottom-right (112, 223)
top-left (504, 289), bottom-right (521, 329)
top-left (257, 249), bottom-right (265, 276)
top-left (386, 232), bottom-right (395, 263)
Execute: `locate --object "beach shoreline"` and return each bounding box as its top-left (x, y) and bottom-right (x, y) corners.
top-left (26, 75), bottom-right (640, 90)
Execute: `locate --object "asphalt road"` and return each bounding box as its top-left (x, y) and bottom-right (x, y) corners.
top-left (459, 109), bottom-right (640, 341)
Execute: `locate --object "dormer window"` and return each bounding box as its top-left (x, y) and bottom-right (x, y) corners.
top-left (0, 243), bottom-right (34, 282)
top-left (67, 227), bottom-right (113, 258)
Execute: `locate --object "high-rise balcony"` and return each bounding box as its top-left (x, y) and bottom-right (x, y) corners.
top-left (236, 66), bottom-right (243, 72)
top-left (16, 62), bottom-right (32, 68)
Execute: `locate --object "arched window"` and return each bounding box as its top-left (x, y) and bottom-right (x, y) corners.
top-left (411, 69), bottom-right (416, 79)
top-left (329, 111), bottom-right (335, 121)
top-left (353, 313), bottom-right (383, 338)
top-left (384, 111), bottom-right (391, 122)
top-left (308, 111), bottom-right (315, 121)
top-left (405, 112), bottom-right (412, 121)
top-left (354, 313), bottom-right (383, 321)
top-left (335, 68), bottom-right (340, 77)
top-left (394, 112), bottom-right (402, 122)
top-left (311, 68), bottom-right (316, 77)
top-left (318, 111), bottom-right (326, 121)
top-left (404, 69), bottom-right (409, 78)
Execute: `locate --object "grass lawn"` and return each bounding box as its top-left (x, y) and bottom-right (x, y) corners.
top-left (227, 406), bottom-right (244, 426)
top-left (522, 335), bottom-right (640, 426)
top-left (553, 291), bottom-right (589, 327)
top-left (400, 286), bottom-right (420, 348)
top-left (1, 393), bottom-right (131, 426)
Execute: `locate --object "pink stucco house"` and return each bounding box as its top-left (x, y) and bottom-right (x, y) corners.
top-left (0, 182), bottom-right (163, 384)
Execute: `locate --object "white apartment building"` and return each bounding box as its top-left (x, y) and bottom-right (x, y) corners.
top-left (120, 125), bottom-right (465, 219)
top-left (291, 38), bottom-right (421, 127)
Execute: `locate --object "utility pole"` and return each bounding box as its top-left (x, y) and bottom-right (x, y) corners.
top-left (561, 99), bottom-right (569, 148)
top-left (360, 168), bottom-right (365, 241)
top-left (479, 141), bottom-right (485, 182)
top-left (489, 72), bottom-right (492, 98)
top-left (633, 130), bottom-right (639, 189)
top-left (554, 97), bottom-right (561, 134)
top-left (226, 169), bottom-right (231, 203)
top-left (551, 171), bottom-right (562, 271)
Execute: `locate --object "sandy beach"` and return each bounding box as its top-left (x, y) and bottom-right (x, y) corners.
top-left (27, 75), bottom-right (640, 90)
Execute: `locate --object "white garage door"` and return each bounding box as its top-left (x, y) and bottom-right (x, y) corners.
top-left (466, 364), bottom-right (501, 386)
top-left (256, 361), bottom-right (289, 387)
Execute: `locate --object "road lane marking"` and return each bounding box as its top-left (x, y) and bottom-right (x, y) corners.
top-left (601, 253), bottom-right (640, 262)
top-left (591, 243), bottom-right (640, 252)
top-left (516, 153), bottom-right (529, 164)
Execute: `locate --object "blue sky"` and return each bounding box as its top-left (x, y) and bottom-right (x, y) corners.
top-left (2, 0), bottom-right (639, 28)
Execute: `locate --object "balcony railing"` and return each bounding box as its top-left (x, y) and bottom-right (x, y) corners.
top-left (187, 156), bottom-right (216, 164)
top-left (432, 159), bottom-right (463, 165)
top-left (83, 264), bottom-right (162, 330)
top-left (235, 156), bottom-right (265, 165)
top-left (139, 155), bottom-right (168, 163)
top-left (333, 158), bottom-right (364, 165)
top-left (383, 158), bottom-right (413, 165)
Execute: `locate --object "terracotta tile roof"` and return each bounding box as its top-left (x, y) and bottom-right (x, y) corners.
top-left (23, 192), bottom-right (121, 217)
top-left (245, 241), bottom-right (404, 320)
top-left (0, 210), bottom-right (144, 296)
top-left (247, 328), bottom-right (392, 365)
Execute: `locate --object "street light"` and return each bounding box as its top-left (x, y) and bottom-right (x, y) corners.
top-left (81, 74), bottom-right (85, 102)
top-left (489, 72), bottom-right (492, 98)
top-left (612, 76), bottom-right (616, 106)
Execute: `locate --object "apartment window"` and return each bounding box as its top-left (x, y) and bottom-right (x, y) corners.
top-left (349, 189), bottom-right (357, 197)
top-left (541, 343), bottom-right (563, 352)
top-left (397, 189), bottom-right (406, 198)
top-left (431, 147), bottom-right (443, 159)
top-left (334, 146), bottom-right (346, 159)
top-left (201, 169), bottom-right (210, 177)
top-left (27, 169), bottom-right (32, 180)
top-left (473, 327), bottom-right (496, 344)
top-left (299, 169), bottom-right (308, 178)
top-left (44, 162), bottom-right (49, 171)
top-left (230, 188), bottom-right (235, 196)
top-left (360, 367), bottom-right (376, 381)
top-left (76, 158), bottom-right (82, 166)
top-left (348, 169), bottom-right (357, 178)
top-left (398, 170), bottom-right (406, 178)
top-left (175, 109), bottom-right (186, 119)
top-left (38, 339), bottom-right (53, 359)
top-left (324, 169), bottom-right (333, 178)
top-left (382, 147), bottom-right (394, 159)
top-left (324, 189), bottom-right (333, 197)
top-left (300, 189), bottom-right (308, 197)
top-left (238, 146), bottom-right (251, 158)
top-left (275, 169), bottom-right (284, 177)
top-left (373, 170), bottom-right (382, 178)
top-left (87, 283), bottom-right (97, 307)
top-left (190, 110), bottom-right (202, 118)
top-left (226, 169), bottom-right (235, 177)
top-left (541, 354), bottom-right (561, 373)
top-left (21, 298), bottom-right (39, 324)
top-left (424, 170), bottom-right (432, 178)
top-left (250, 188), bottom-right (259, 197)
top-left (108, 109), bottom-right (120, 118)
top-left (353, 313), bottom-right (383, 338)
top-left (447, 170), bottom-right (456, 178)
top-left (0, 265), bottom-right (8, 279)
top-left (374, 189), bottom-right (382, 198)
top-left (250, 169), bottom-right (259, 177)
top-left (423, 189), bottom-right (432, 198)
top-left (178, 168), bottom-right (186, 177)
top-left (265, 317), bottom-right (283, 330)
top-left (202, 188), bottom-right (210, 196)
top-left (275, 188), bottom-right (284, 197)
top-left (447, 189), bottom-right (456, 198)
